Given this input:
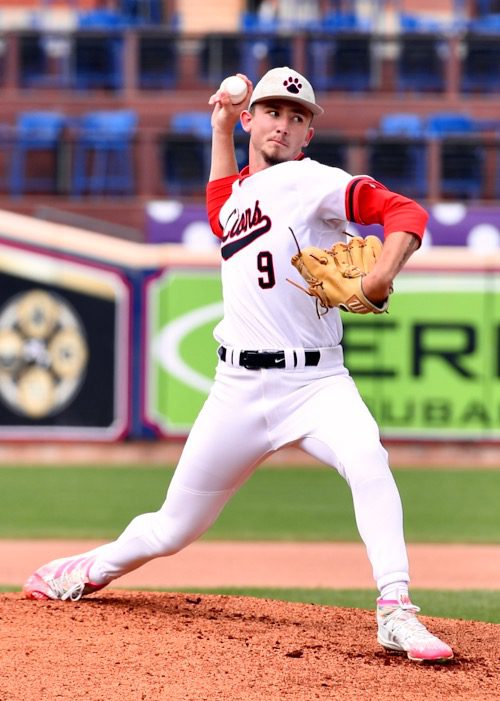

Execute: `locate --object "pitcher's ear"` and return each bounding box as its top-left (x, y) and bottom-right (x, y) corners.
top-left (240, 110), bottom-right (252, 133)
top-left (303, 126), bottom-right (314, 147)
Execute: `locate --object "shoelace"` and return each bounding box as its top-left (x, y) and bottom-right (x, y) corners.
top-left (382, 608), bottom-right (437, 644)
top-left (47, 571), bottom-right (87, 602)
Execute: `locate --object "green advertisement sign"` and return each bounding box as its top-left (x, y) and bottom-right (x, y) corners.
top-left (147, 269), bottom-right (222, 434)
top-left (345, 272), bottom-right (499, 439)
top-left (147, 268), bottom-right (500, 440)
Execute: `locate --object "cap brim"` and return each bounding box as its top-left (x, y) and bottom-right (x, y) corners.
top-left (250, 94), bottom-right (324, 116)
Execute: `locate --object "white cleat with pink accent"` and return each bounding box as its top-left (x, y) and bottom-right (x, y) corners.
top-left (377, 594), bottom-right (454, 662)
top-left (23, 555), bottom-right (105, 602)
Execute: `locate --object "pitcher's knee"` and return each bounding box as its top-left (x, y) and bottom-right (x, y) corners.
top-left (148, 515), bottom-right (208, 557)
top-left (339, 444), bottom-right (390, 484)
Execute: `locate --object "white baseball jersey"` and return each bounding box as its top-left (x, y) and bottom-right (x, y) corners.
top-left (214, 158), bottom-right (356, 350)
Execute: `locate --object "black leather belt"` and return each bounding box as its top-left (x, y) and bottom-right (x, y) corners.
top-left (218, 346), bottom-right (321, 370)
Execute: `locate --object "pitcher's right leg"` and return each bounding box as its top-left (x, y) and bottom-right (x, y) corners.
top-left (24, 365), bottom-right (272, 600)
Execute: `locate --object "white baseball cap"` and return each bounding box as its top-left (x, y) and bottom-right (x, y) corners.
top-left (249, 66), bottom-right (324, 116)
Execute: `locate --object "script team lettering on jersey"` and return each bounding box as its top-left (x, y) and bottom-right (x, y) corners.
top-left (221, 200), bottom-right (272, 260)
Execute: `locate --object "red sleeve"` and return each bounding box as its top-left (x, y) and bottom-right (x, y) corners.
top-left (345, 177), bottom-right (428, 241)
top-left (206, 175), bottom-right (239, 238)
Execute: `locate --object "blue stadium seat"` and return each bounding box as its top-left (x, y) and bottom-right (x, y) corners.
top-left (74, 11), bottom-right (126, 91)
top-left (71, 110), bottom-right (138, 196)
top-left (379, 113), bottom-right (424, 137)
top-left (19, 32), bottom-right (72, 89)
top-left (120, 0), bottom-right (164, 26)
top-left (9, 111), bottom-right (66, 197)
top-left (461, 16), bottom-right (500, 92)
top-left (303, 137), bottom-right (347, 170)
top-left (77, 9), bottom-right (126, 29)
top-left (366, 113), bottom-right (427, 198)
top-left (199, 22), bottom-right (292, 85)
top-left (475, 0), bottom-right (500, 15)
top-left (321, 10), bottom-right (370, 32)
top-left (425, 113), bottom-right (484, 199)
top-left (162, 112), bottom-right (213, 194)
top-left (425, 113), bottom-right (475, 136)
top-left (468, 13), bottom-right (500, 31)
top-left (240, 11), bottom-right (279, 32)
top-left (138, 33), bottom-right (178, 89)
top-left (395, 13), bottom-right (450, 93)
top-left (169, 112), bottom-right (213, 139)
top-left (162, 111), bottom-right (247, 195)
top-left (306, 12), bottom-right (373, 92)
top-left (399, 13), bottom-right (446, 33)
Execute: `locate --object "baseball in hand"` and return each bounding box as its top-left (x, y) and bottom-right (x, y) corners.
top-left (219, 75), bottom-right (248, 104)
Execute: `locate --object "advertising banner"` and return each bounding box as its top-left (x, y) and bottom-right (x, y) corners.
top-left (145, 264), bottom-right (500, 441)
top-left (344, 271), bottom-right (498, 440)
top-left (146, 201), bottom-right (500, 251)
top-left (0, 241), bottom-right (131, 440)
top-left (145, 268), bottom-right (222, 435)
top-left (3, 207), bottom-right (499, 444)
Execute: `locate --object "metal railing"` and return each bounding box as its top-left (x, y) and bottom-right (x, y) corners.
top-left (0, 28), bottom-right (499, 95)
top-left (0, 131), bottom-right (498, 202)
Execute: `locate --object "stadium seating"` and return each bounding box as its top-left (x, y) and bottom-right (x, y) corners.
top-left (306, 11), bottom-right (373, 91)
top-left (9, 111), bottom-right (67, 197)
top-left (462, 15), bottom-right (500, 92)
top-left (137, 32), bottom-right (178, 89)
top-left (162, 112), bottom-right (213, 194)
top-left (395, 14), bottom-right (448, 92)
top-left (425, 112), bottom-right (485, 199)
top-left (71, 110), bottom-right (138, 196)
top-left (73, 10), bottom-right (126, 91)
top-left (366, 113), bottom-right (427, 198)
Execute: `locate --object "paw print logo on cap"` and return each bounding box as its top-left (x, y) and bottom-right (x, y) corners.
top-left (283, 76), bottom-right (302, 95)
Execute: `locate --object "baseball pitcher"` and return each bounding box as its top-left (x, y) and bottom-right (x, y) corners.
top-left (24, 67), bottom-right (453, 663)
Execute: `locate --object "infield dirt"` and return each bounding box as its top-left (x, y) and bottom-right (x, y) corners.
top-left (1, 591), bottom-right (499, 701)
top-left (2, 539), bottom-right (500, 701)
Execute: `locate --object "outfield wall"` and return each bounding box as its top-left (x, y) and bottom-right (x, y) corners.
top-left (0, 208), bottom-right (499, 442)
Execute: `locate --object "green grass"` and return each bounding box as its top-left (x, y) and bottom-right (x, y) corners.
top-left (2, 585), bottom-right (497, 623)
top-left (0, 465), bottom-right (498, 543)
top-left (2, 465), bottom-right (498, 624)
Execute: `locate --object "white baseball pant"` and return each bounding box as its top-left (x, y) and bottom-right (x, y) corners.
top-left (92, 351), bottom-right (409, 592)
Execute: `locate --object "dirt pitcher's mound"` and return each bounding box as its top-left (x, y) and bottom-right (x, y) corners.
top-left (1, 592), bottom-right (499, 701)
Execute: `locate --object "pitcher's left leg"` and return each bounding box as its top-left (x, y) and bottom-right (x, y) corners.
top-left (299, 374), bottom-right (408, 589)
top-left (301, 433), bottom-right (409, 588)
top-left (299, 373), bottom-right (452, 661)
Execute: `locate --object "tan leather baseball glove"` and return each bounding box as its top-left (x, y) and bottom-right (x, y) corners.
top-left (290, 235), bottom-right (390, 315)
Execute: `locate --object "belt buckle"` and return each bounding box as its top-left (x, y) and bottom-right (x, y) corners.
top-left (241, 350), bottom-right (260, 370)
